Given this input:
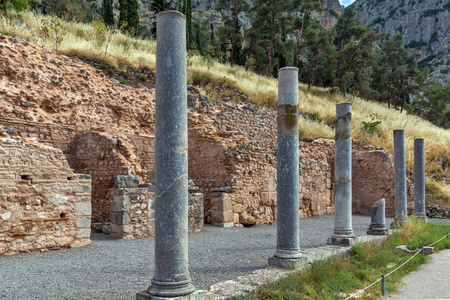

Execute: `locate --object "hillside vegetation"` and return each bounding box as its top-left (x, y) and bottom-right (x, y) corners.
top-left (0, 10), bottom-right (449, 203)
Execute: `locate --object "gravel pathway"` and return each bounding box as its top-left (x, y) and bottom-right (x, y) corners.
top-left (385, 249), bottom-right (450, 300)
top-left (0, 214), bottom-right (390, 300)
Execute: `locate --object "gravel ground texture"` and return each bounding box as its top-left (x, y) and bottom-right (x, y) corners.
top-left (1, 214), bottom-right (397, 300)
top-left (385, 249), bottom-right (450, 299)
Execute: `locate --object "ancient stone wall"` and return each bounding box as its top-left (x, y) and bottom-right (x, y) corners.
top-left (189, 97), bottom-right (333, 226)
top-left (0, 138), bottom-right (92, 255)
top-left (109, 178), bottom-right (204, 239)
top-left (109, 186), bottom-right (155, 239)
top-left (0, 36), bottom-right (413, 233)
top-left (300, 139), bottom-right (415, 217)
top-left (69, 132), bottom-right (136, 222)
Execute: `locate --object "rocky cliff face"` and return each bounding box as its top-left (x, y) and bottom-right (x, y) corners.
top-left (316, 0), bottom-right (344, 28)
top-left (191, 0), bottom-right (343, 31)
top-left (353, 0), bottom-right (450, 59)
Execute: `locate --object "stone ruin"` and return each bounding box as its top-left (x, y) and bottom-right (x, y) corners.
top-left (0, 34), bottom-right (415, 256)
top-left (0, 137), bottom-right (92, 255)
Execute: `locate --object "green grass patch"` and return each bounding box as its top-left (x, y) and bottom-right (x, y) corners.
top-left (237, 218), bottom-right (450, 300)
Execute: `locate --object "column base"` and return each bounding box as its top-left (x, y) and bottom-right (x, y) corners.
top-left (414, 213), bottom-right (428, 222)
top-left (147, 279), bottom-right (195, 298)
top-left (391, 217), bottom-right (407, 228)
top-left (327, 235), bottom-right (357, 246)
top-left (137, 290), bottom-right (204, 300)
top-left (366, 224), bottom-right (389, 235)
top-left (268, 255), bottom-right (308, 268)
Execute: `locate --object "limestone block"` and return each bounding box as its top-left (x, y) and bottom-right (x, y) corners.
top-left (268, 192), bottom-right (277, 206)
top-left (54, 236), bottom-right (73, 246)
top-left (211, 210), bottom-right (233, 223)
top-left (113, 175), bottom-right (140, 188)
top-left (233, 213), bottom-right (240, 223)
top-left (110, 212), bottom-right (130, 225)
top-left (211, 196), bottom-right (232, 211)
top-left (77, 184), bottom-right (92, 193)
top-left (75, 202), bottom-right (92, 216)
top-left (110, 195), bottom-right (130, 212)
top-left (71, 239), bottom-right (91, 248)
top-left (110, 224), bottom-right (133, 233)
top-left (76, 217), bottom-right (91, 228)
top-left (75, 229), bottom-right (91, 239)
top-left (53, 195), bottom-right (67, 204)
top-left (260, 192), bottom-right (268, 205)
top-left (0, 211), bottom-right (12, 220)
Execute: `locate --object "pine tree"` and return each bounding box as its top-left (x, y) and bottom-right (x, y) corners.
top-left (186, 0), bottom-right (192, 49)
top-left (303, 25), bottom-right (335, 89)
top-left (332, 6), bottom-right (380, 97)
top-left (217, 0), bottom-right (249, 66)
top-left (119, 0), bottom-right (140, 36)
top-left (118, 0), bottom-right (128, 30)
top-left (195, 21), bottom-right (203, 54)
top-left (101, 0), bottom-right (114, 27)
top-left (128, 0), bottom-right (140, 36)
top-left (244, 0), bottom-right (263, 71)
top-left (150, 0), bottom-right (172, 12)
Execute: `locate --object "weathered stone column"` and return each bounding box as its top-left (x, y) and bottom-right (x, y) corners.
top-left (414, 138), bottom-right (427, 220)
top-left (327, 103), bottom-right (357, 246)
top-left (392, 129), bottom-right (408, 227)
top-left (367, 198), bottom-right (388, 235)
top-left (268, 67), bottom-right (305, 268)
top-left (138, 11), bottom-right (195, 299)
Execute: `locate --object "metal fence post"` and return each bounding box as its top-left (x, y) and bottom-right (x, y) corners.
top-left (381, 275), bottom-right (385, 296)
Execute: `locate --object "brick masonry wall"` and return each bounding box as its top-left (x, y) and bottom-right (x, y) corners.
top-left (300, 138), bottom-right (415, 217)
top-left (70, 131), bottom-right (135, 223)
top-left (190, 97), bottom-right (333, 226)
top-left (0, 138), bottom-right (92, 255)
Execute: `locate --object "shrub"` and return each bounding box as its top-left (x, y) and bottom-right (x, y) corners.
top-left (361, 120), bottom-right (382, 133)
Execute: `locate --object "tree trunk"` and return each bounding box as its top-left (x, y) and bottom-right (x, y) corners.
top-left (268, 11), bottom-right (275, 77)
top-left (346, 53), bottom-right (358, 73)
top-left (400, 77), bottom-right (412, 113)
top-left (308, 50), bottom-right (317, 90)
top-left (245, 0), bottom-right (261, 71)
top-left (230, 0), bottom-right (238, 66)
top-left (395, 78), bottom-right (404, 110)
top-left (296, 10), bottom-right (309, 63)
top-left (387, 68), bottom-right (392, 109)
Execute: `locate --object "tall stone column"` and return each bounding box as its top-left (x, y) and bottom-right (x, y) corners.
top-left (392, 129), bottom-right (408, 227)
top-left (414, 138), bottom-right (427, 220)
top-left (138, 11), bottom-right (195, 299)
top-left (268, 67), bottom-right (305, 268)
top-left (327, 103), bottom-right (357, 246)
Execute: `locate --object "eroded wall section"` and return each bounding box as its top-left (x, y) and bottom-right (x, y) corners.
top-left (0, 138), bottom-right (92, 255)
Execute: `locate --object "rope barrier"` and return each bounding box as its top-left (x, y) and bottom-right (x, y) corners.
top-left (344, 232), bottom-right (449, 300)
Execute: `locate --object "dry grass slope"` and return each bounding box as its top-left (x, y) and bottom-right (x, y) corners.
top-left (1, 10), bottom-right (449, 203)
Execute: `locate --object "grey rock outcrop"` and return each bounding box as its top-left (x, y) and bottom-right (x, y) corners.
top-left (353, 0), bottom-right (450, 59)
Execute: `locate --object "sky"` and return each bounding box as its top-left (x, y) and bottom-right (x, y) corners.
top-left (339, 0), bottom-right (356, 7)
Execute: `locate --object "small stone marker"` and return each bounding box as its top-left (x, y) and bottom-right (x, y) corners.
top-left (367, 198), bottom-right (388, 235)
top-left (137, 11), bottom-right (197, 299)
top-left (414, 138), bottom-right (427, 220)
top-left (391, 129), bottom-right (407, 228)
top-left (327, 103), bottom-right (357, 246)
top-left (268, 67), bottom-right (306, 268)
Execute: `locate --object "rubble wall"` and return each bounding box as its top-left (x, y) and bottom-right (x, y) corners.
top-left (0, 138), bottom-right (92, 255)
